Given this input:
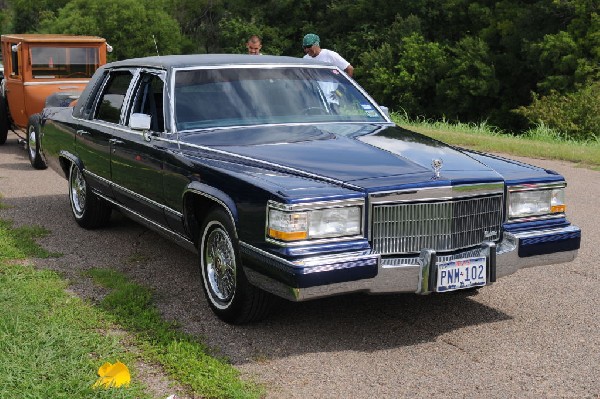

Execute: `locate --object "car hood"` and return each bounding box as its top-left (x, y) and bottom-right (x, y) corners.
top-left (180, 124), bottom-right (505, 190)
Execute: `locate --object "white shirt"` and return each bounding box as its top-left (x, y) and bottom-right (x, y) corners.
top-left (303, 49), bottom-right (350, 72)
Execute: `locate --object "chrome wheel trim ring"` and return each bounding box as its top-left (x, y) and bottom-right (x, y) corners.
top-left (69, 165), bottom-right (86, 218)
top-left (27, 124), bottom-right (37, 160)
top-left (203, 222), bottom-right (236, 308)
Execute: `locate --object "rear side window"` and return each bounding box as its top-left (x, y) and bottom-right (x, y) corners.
top-left (94, 71), bottom-right (134, 124)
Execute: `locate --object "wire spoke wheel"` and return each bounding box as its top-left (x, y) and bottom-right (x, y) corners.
top-left (199, 208), bottom-right (273, 324)
top-left (205, 226), bottom-right (236, 303)
top-left (69, 164), bottom-right (87, 218)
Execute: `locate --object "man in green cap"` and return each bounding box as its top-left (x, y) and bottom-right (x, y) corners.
top-left (303, 33), bottom-right (354, 77)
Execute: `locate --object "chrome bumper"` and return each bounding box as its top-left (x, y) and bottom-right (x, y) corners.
top-left (242, 225), bottom-right (580, 302)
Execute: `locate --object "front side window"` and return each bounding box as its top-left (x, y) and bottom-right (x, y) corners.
top-left (31, 46), bottom-right (100, 79)
top-left (95, 71), bottom-right (134, 124)
top-left (129, 72), bottom-right (165, 132)
top-left (174, 67), bottom-right (386, 131)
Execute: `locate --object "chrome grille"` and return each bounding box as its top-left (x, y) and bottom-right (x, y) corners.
top-left (371, 194), bottom-right (503, 255)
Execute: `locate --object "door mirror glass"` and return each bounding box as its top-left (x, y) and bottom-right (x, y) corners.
top-left (130, 113), bottom-right (151, 131)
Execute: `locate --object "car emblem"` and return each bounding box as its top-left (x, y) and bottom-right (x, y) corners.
top-left (432, 159), bottom-right (443, 179)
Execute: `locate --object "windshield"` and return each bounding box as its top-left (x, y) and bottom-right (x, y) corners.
top-left (174, 67), bottom-right (386, 130)
top-left (31, 46), bottom-right (100, 79)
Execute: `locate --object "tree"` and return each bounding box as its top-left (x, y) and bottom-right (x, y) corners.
top-left (38, 0), bottom-right (184, 60)
top-left (436, 36), bottom-right (499, 120)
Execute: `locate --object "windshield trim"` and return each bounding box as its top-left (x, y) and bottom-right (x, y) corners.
top-left (177, 121), bottom-right (396, 134)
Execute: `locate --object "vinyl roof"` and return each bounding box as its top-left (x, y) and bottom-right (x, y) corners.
top-left (105, 54), bottom-right (324, 70)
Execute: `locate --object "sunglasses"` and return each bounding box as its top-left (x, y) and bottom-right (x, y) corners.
top-left (303, 44), bottom-right (313, 49)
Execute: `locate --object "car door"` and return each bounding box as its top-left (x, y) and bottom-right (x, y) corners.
top-left (109, 69), bottom-right (169, 226)
top-left (76, 69), bottom-right (135, 196)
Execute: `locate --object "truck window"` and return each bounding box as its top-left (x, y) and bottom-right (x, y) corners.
top-left (31, 47), bottom-right (99, 79)
top-left (10, 43), bottom-right (19, 77)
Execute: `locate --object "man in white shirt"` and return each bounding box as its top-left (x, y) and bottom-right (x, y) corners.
top-left (302, 33), bottom-right (354, 77)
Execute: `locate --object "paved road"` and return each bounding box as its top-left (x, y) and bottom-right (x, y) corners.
top-left (1, 130), bottom-right (598, 398)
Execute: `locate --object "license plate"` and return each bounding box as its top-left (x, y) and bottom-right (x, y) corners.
top-left (436, 256), bottom-right (486, 292)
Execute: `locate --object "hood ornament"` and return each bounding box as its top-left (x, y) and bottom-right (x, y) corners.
top-left (432, 159), bottom-right (443, 179)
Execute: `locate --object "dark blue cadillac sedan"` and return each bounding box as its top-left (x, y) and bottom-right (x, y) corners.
top-left (40, 54), bottom-right (581, 323)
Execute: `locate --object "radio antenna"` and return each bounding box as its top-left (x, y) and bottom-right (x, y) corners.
top-left (152, 35), bottom-right (160, 56)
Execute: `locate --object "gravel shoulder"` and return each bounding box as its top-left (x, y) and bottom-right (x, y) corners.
top-left (1, 131), bottom-right (598, 398)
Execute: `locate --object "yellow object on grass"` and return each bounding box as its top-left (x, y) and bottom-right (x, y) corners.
top-left (93, 361), bottom-right (131, 388)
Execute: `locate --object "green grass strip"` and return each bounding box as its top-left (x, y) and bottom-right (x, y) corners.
top-left (391, 114), bottom-right (600, 170)
top-left (0, 263), bottom-right (151, 399)
top-left (0, 219), bottom-right (61, 260)
top-left (89, 268), bottom-right (264, 399)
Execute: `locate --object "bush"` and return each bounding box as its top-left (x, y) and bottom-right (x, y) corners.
top-left (515, 82), bottom-right (600, 141)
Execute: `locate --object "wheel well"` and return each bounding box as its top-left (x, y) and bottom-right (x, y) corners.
top-left (183, 192), bottom-right (236, 245)
top-left (58, 156), bottom-right (72, 178)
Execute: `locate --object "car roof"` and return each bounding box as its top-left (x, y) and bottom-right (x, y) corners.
top-left (105, 54), bottom-right (325, 70)
top-left (0, 34), bottom-right (106, 43)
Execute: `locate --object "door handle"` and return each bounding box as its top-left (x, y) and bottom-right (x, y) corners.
top-left (76, 129), bottom-right (89, 136)
top-left (109, 139), bottom-right (124, 144)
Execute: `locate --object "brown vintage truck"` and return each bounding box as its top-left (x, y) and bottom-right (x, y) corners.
top-left (0, 34), bottom-right (109, 168)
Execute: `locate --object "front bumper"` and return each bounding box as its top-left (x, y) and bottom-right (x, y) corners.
top-left (241, 225), bottom-right (581, 301)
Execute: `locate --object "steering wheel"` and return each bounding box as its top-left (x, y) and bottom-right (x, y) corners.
top-left (302, 106), bottom-right (326, 115)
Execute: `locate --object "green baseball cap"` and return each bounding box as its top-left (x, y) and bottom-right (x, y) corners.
top-left (303, 33), bottom-right (320, 47)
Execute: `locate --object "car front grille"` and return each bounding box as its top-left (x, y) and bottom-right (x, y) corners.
top-left (370, 194), bottom-right (503, 255)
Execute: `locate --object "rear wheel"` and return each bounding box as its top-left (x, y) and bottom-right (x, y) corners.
top-left (68, 162), bottom-right (112, 229)
top-left (199, 208), bottom-right (272, 324)
top-left (27, 114), bottom-right (47, 169)
top-left (0, 92), bottom-right (9, 145)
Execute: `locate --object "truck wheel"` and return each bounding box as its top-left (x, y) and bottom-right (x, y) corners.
top-left (199, 208), bottom-right (272, 324)
top-left (68, 162), bottom-right (112, 229)
top-left (0, 93), bottom-right (8, 145)
top-left (27, 114), bottom-right (48, 169)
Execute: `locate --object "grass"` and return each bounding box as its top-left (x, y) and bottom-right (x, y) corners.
top-left (0, 244), bottom-right (149, 398)
top-left (391, 112), bottom-right (600, 170)
top-left (0, 203), bottom-right (263, 399)
top-left (89, 268), bottom-right (264, 399)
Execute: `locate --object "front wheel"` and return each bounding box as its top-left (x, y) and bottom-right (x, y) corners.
top-left (68, 162), bottom-right (111, 229)
top-left (199, 208), bottom-right (272, 324)
top-left (27, 114), bottom-right (47, 169)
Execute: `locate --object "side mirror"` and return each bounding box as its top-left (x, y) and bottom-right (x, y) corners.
top-left (130, 113), bottom-right (151, 131)
top-left (379, 106), bottom-right (390, 119)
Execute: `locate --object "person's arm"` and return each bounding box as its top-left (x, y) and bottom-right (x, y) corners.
top-left (344, 64), bottom-right (354, 77)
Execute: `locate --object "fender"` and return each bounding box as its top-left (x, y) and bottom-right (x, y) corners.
top-left (57, 150), bottom-right (84, 178)
top-left (184, 181), bottom-right (239, 235)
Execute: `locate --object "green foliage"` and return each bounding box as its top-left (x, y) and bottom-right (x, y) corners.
top-left (436, 36), bottom-right (499, 120)
top-left (37, 0), bottom-right (184, 60)
top-left (360, 33), bottom-right (445, 116)
top-left (515, 82), bottom-right (600, 141)
top-left (6, 0), bottom-right (70, 33)
top-left (3, 0), bottom-right (597, 135)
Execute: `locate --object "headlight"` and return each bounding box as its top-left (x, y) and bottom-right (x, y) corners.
top-left (508, 184), bottom-right (566, 220)
top-left (268, 202), bottom-right (363, 242)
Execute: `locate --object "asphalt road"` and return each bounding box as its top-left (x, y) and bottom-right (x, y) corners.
top-left (1, 130), bottom-right (598, 398)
